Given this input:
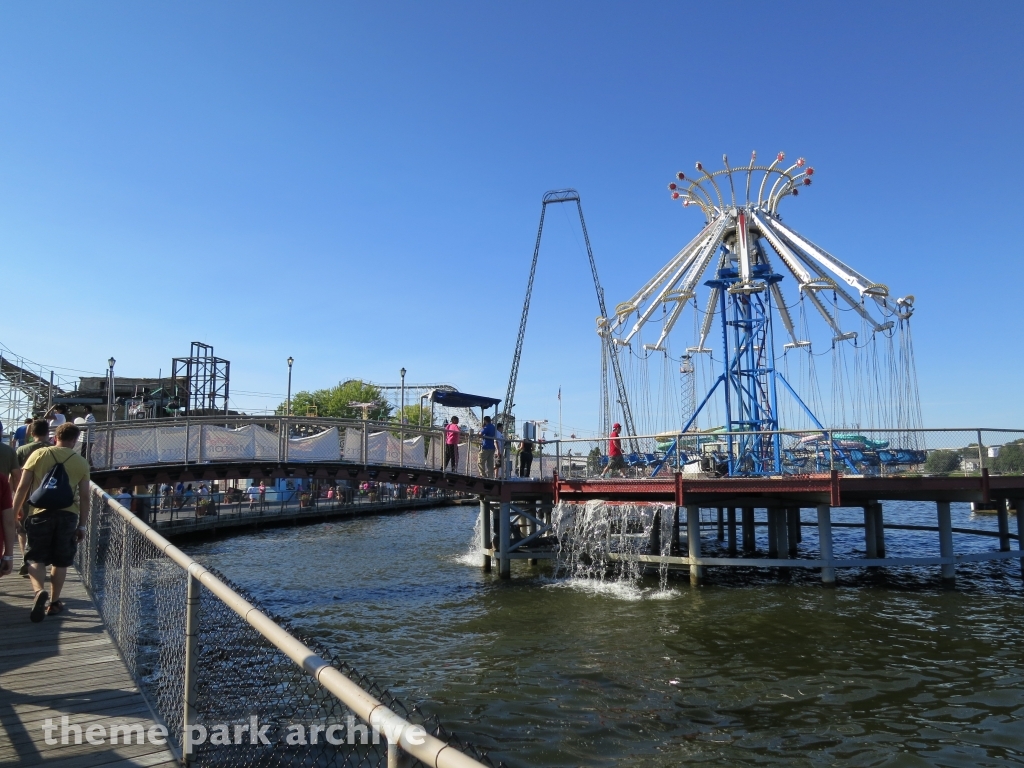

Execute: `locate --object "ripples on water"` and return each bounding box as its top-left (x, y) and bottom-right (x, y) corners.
top-left (187, 503), bottom-right (1024, 767)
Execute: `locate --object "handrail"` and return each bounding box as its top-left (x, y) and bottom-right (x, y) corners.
top-left (94, 485), bottom-right (488, 768)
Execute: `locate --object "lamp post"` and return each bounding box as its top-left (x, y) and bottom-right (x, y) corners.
top-left (107, 357), bottom-right (116, 421)
top-left (286, 357), bottom-right (294, 416)
top-left (400, 368), bottom-right (407, 424)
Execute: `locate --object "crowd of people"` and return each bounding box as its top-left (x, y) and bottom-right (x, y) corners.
top-left (1, 417), bottom-right (91, 622)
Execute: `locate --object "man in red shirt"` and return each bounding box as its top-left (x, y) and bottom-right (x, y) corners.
top-left (600, 423), bottom-right (627, 478)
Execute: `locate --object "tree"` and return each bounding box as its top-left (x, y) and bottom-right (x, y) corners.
top-left (993, 440), bottom-right (1024, 474)
top-left (924, 449), bottom-right (961, 474)
top-left (277, 380), bottom-right (392, 421)
top-left (392, 403), bottom-right (433, 429)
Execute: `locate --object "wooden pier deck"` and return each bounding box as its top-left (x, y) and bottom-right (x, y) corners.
top-left (0, 555), bottom-right (179, 768)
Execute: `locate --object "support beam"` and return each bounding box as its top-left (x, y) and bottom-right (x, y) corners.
top-left (479, 498), bottom-right (491, 572)
top-left (499, 500), bottom-right (511, 579)
top-left (864, 504), bottom-right (879, 560)
top-left (767, 509), bottom-right (779, 558)
top-left (529, 500), bottom-right (538, 566)
top-left (1016, 500), bottom-right (1024, 582)
top-left (817, 503), bottom-right (835, 586)
top-left (937, 501), bottom-right (955, 589)
top-left (874, 503), bottom-right (886, 558)
top-left (787, 508), bottom-right (800, 557)
top-left (742, 507), bottom-right (755, 553)
top-left (727, 507), bottom-right (737, 556)
top-left (716, 507), bottom-right (724, 541)
top-left (687, 504), bottom-right (703, 585)
top-left (673, 505), bottom-right (681, 554)
top-left (997, 500), bottom-right (1010, 552)
top-left (775, 509), bottom-right (789, 561)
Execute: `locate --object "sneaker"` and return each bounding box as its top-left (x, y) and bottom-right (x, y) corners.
top-left (30, 590), bottom-right (49, 623)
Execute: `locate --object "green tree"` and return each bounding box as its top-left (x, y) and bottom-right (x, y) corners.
top-left (924, 449), bottom-right (961, 474)
top-left (392, 403), bottom-right (433, 428)
top-left (993, 440), bottom-right (1024, 474)
top-left (277, 380), bottom-right (392, 420)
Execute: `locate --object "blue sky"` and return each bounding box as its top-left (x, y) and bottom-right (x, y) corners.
top-left (2, 2), bottom-right (1022, 433)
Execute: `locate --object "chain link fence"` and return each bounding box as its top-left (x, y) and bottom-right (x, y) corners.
top-left (77, 484), bottom-right (501, 768)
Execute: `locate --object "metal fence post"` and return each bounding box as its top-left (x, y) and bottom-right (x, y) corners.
top-left (184, 419), bottom-right (191, 464)
top-left (977, 429), bottom-right (985, 474)
top-left (183, 572), bottom-right (200, 765)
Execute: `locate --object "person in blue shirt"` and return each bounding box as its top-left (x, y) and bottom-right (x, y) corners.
top-left (13, 418), bottom-right (32, 448)
top-left (478, 416), bottom-right (497, 478)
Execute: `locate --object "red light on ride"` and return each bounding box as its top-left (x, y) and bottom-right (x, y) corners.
top-left (797, 157), bottom-right (806, 167)
top-left (677, 172), bottom-right (685, 180)
top-left (792, 189), bottom-right (799, 196)
top-left (806, 167), bottom-right (815, 176)
top-left (803, 177), bottom-right (812, 185)
top-left (777, 152), bottom-right (785, 161)
top-left (695, 162), bottom-right (703, 171)
top-left (669, 182), bottom-right (677, 190)
top-left (672, 192), bottom-right (680, 199)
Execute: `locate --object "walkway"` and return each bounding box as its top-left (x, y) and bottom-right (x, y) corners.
top-left (0, 555), bottom-right (179, 767)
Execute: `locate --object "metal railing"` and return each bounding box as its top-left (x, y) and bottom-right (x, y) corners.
top-left (540, 427), bottom-right (1024, 480)
top-left (80, 417), bottom-right (1024, 482)
top-left (77, 484), bottom-right (497, 768)
top-left (85, 414), bottom-right (554, 480)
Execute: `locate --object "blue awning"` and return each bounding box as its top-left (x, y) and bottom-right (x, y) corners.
top-left (429, 390), bottom-right (501, 409)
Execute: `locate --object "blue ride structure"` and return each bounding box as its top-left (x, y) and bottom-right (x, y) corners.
top-left (598, 152), bottom-right (920, 477)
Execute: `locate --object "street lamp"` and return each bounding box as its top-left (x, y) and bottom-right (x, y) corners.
top-left (286, 357), bottom-right (294, 416)
top-left (107, 357), bottom-right (116, 421)
top-left (400, 368), bottom-right (407, 424)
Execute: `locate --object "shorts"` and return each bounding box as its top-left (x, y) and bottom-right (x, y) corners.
top-left (608, 455), bottom-right (626, 471)
top-left (25, 510), bottom-right (79, 568)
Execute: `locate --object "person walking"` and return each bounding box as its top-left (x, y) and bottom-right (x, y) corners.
top-left (477, 416), bottom-right (497, 479)
top-left (258, 480), bottom-right (266, 508)
top-left (518, 438), bottom-right (534, 478)
top-left (494, 422), bottom-right (506, 479)
top-left (444, 416), bottom-right (461, 472)
top-left (14, 420), bottom-right (52, 576)
top-left (600, 423), bottom-right (627, 478)
top-left (5, 423), bottom-right (92, 621)
top-left (13, 417), bottom-right (33, 448)
top-left (246, 483), bottom-right (259, 511)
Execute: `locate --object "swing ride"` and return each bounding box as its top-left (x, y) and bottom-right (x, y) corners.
top-left (598, 151), bottom-right (922, 477)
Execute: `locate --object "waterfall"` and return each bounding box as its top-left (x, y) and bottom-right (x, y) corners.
top-left (552, 500), bottom-right (676, 591)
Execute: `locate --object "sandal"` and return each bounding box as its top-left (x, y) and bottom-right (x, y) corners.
top-left (30, 590), bottom-right (49, 623)
top-left (46, 600), bottom-right (64, 616)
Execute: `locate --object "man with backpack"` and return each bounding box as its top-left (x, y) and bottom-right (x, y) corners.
top-left (3, 422), bottom-right (91, 622)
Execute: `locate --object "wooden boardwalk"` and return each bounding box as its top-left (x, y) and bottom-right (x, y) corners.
top-left (0, 556), bottom-right (179, 768)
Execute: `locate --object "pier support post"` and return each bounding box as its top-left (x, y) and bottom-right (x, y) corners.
top-left (672, 505), bottom-right (681, 554)
top-left (499, 500), bottom-right (511, 579)
top-left (741, 508), bottom-right (755, 553)
top-left (479, 498), bottom-right (491, 572)
top-left (183, 573), bottom-right (200, 765)
top-left (997, 499), bottom-right (1011, 552)
top-left (687, 504), bottom-right (703, 586)
top-left (775, 509), bottom-right (789, 561)
top-left (767, 509), bottom-right (779, 558)
top-left (874, 503), bottom-right (886, 558)
top-left (937, 501), bottom-right (955, 589)
top-left (1016, 500), bottom-right (1024, 581)
top-left (716, 507), bottom-right (724, 541)
top-left (787, 508), bottom-right (800, 557)
top-left (727, 507), bottom-right (737, 556)
top-left (529, 500), bottom-right (538, 566)
top-left (816, 504), bottom-right (835, 587)
top-left (864, 503), bottom-right (879, 560)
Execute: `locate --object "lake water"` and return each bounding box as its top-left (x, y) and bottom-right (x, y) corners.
top-left (186, 502), bottom-right (1024, 767)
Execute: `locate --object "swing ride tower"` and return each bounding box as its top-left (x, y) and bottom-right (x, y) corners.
top-left (598, 152), bottom-right (920, 476)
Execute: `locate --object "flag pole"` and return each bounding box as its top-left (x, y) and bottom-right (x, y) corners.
top-left (558, 386), bottom-right (562, 450)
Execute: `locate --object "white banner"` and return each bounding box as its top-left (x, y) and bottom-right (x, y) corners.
top-left (342, 427), bottom-right (362, 463)
top-left (287, 427), bottom-right (341, 462)
top-left (110, 428), bottom-right (159, 467)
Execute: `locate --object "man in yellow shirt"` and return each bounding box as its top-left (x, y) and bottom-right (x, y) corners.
top-left (4, 422), bottom-right (91, 622)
